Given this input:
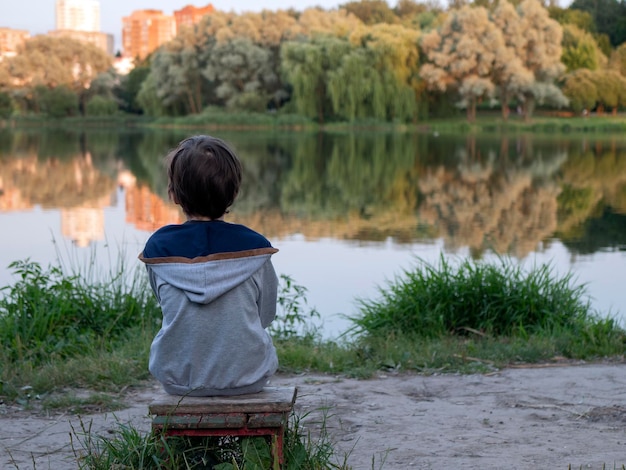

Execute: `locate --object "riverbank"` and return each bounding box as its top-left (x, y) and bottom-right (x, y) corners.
top-left (2, 361), bottom-right (625, 469)
top-left (5, 111), bottom-right (626, 135)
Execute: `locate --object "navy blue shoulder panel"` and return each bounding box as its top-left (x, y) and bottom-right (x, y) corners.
top-left (142, 220), bottom-right (272, 259)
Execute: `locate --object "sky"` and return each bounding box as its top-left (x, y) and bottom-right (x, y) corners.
top-left (1, 0), bottom-right (391, 52)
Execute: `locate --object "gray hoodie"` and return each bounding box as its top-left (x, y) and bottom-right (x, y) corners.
top-left (139, 221), bottom-right (279, 396)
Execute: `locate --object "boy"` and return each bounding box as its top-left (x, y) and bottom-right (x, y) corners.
top-left (139, 135), bottom-right (279, 396)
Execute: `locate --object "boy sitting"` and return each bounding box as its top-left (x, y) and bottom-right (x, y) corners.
top-left (139, 135), bottom-right (279, 396)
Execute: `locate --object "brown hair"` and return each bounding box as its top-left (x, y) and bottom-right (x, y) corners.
top-left (167, 135), bottom-right (242, 219)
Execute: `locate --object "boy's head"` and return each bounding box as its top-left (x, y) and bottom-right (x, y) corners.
top-left (167, 135), bottom-right (242, 220)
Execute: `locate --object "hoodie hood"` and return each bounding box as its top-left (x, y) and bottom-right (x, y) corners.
top-left (139, 248), bottom-right (277, 304)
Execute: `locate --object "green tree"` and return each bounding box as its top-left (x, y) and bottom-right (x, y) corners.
top-left (116, 63), bottom-right (150, 114)
top-left (569, 0), bottom-right (626, 47)
top-left (148, 29), bottom-right (210, 115)
top-left (548, 6), bottom-right (595, 32)
top-left (590, 69), bottom-right (626, 114)
top-left (136, 73), bottom-right (168, 117)
top-left (281, 36), bottom-right (352, 122)
top-left (202, 37), bottom-right (277, 111)
top-left (85, 95), bottom-right (118, 116)
top-left (0, 92), bottom-right (13, 118)
top-left (561, 24), bottom-right (607, 72)
top-left (561, 69), bottom-right (597, 114)
top-left (35, 85), bottom-right (79, 118)
top-left (609, 42), bottom-right (626, 77)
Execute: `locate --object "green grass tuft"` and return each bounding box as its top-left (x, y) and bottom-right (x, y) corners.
top-left (350, 255), bottom-right (622, 340)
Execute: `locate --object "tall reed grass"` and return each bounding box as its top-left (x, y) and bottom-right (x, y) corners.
top-left (350, 256), bottom-right (623, 342)
top-left (0, 259), bottom-right (160, 366)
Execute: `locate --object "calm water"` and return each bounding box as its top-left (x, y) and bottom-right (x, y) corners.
top-left (1, 128), bottom-right (625, 337)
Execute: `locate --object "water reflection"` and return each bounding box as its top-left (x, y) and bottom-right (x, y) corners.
top-left (1, 129), bottom-right (626, 253)
top-left (1, 128), bottom-right (625, 331)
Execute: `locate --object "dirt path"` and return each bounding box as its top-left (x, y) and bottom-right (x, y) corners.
top-left (2, 362), bottom-right (626, 469)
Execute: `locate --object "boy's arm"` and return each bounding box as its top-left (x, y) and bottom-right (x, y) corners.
top-left (256, 259), bottom-right (278, 328)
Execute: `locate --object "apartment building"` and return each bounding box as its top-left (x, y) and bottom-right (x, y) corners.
top-left (122, 10), bottom-right (176, 60)
top-left (56, 0), bottom-right (100, 33)
top-left (174, 4), bottom-right (215, 32)
top-left (0, 28), bottom-right (30, 58)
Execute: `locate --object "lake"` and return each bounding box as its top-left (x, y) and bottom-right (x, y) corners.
top-left (0, 127), bottom-right (625, 338)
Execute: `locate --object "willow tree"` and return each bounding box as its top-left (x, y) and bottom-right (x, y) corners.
top-left (420, 5), bottom-right (505, 122)
top-left (281, 36), bottom-right (352, 122)
top-left (326, 23), bottom-right (420, 122)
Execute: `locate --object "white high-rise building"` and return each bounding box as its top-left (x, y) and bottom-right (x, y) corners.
top-left (56, 0), bottom-right (100, 32)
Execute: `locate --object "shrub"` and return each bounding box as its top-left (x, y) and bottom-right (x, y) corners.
top-left (0, 91), bottom-right (13, 118)
top-left (35, 85), bottom-right (79, 118)
top-left (86, 95), bottom-right (119, 116)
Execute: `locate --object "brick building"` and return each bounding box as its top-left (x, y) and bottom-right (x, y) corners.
top-left (122, 10), bottom-right (176, 60)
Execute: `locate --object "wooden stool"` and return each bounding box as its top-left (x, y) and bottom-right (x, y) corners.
top-left (149, 386), bottom-right (297, 467)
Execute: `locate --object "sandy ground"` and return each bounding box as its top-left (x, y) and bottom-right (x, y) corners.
top-left (1, 362), bottom-right (626, 469)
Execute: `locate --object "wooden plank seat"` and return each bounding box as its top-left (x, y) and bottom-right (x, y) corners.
top-left (149, 386), bottom-right (297, 467)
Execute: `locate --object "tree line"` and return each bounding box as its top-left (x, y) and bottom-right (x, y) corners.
top-left (1, 0), bottom-right (626, 122)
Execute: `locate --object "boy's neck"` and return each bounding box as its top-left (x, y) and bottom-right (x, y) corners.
top-left (186, 215), bottom-right (225, 222)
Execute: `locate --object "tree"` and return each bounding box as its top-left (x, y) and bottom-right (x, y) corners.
top-left (340, 0), bottom-right (398, 25)
top-left (590, 69), bottom-right (626, 114)
top-left (35, 85), bottom-right (79, 118)
top-left (202, 37), bottom-right (277, 111)
top-left (281, 36), bottom-right (352, 122)
top-left (609, 42), bottom-right (626, 77)
top-left (569, 0), bottom-right (626, 47)
top-left (332, 23), bottom-right (421, 121)
top-left (297, 7), bottom-right (363, 37)
top-left (85, 95), bottom-right (118, 116)
top-left (420, 5), bottom-right (505, 122)
top-left (0, 92), bottom-right (13, 118)
top-left (491, 0), bottom-right (534, 119)
top-left (137, 73), bottom-right (168, 117)
top-left (561, 69), bottom-right (597, 114)
top-left (116, 63), bottom-right (150, 114)
top-left (4, 36), bottom-right (111, 114)
top-left (148, 29), bottom-right (211, 115)
top-left (548, 6), bottom-right (595, 33)
top-left (561, 24), bottom-right (607, 72)
top-left (512, 0), bottom-right (567, 120)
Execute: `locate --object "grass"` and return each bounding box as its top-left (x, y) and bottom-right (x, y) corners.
top-left (9, 109), bottom-right (626, 134)
top-left (70, 410), bottom-right (351, 469)
top-left (350, 255), bottom-right (623, 339)
top-left (0, 254), bottom-right (624, 468)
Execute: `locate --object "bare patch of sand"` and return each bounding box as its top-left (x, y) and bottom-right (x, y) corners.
top-left (2, 363), bottom-right (626, 469)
